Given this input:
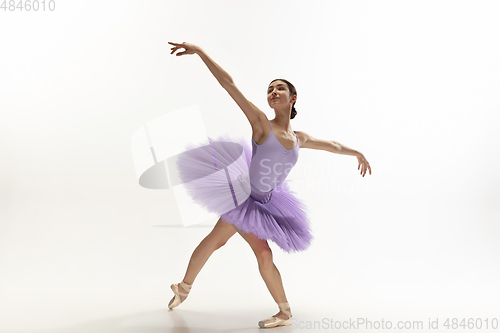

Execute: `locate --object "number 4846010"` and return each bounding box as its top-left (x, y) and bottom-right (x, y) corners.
top-left (443, 318), bottom-right (498, 330)
top-left (1, 0), bottom-right (55, 11)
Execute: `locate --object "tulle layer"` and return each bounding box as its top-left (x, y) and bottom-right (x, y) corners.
top-left (176, 134), bottom-right (313, 253)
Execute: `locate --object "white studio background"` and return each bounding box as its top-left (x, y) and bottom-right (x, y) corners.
top-left (1, 0), bottom-right (499, 332)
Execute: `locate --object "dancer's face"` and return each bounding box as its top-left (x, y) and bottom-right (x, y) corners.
top-left (267, 80), bottom-right (293, 108)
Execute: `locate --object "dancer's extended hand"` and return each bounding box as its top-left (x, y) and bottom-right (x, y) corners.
top-left (357, 153), bottom-right (371, 177)
top-left (168, 42), bottom-right (201, 56)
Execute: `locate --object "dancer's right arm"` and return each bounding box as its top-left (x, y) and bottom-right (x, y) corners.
top-left (169, 42), bottom-right (267, 128)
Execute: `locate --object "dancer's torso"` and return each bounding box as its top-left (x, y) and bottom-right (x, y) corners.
top-left (249, 120), bottom-right (299, 193)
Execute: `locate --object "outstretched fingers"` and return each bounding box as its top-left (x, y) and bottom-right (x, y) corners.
top-left (168, 41), bottom-right (185, 55)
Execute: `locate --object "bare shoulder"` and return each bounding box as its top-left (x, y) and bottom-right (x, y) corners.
top-left (295, 130), bottom-right (334, 151)
top-left (295, 130), bottom-right (310, 148)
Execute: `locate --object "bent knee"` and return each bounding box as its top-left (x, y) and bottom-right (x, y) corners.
top-left (213, 241), bottom-right (228, 250)
top-left (255, 247), bottom-right (273, 266)
top-left (202, 237), bottom-right (226, 251)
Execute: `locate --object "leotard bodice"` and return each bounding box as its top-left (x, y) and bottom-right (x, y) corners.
top-left (248, 120), bottom-right (299, 193)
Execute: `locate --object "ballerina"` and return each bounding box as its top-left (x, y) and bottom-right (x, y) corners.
top-left (166, 41), bottom-right (371, 328)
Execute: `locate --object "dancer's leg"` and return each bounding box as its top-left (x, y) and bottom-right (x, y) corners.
top-left (176, 217), bottom-right (237, 299)
top-left (234, 227), bottom-right (291, 320)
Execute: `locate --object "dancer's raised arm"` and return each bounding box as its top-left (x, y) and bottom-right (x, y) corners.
top-left (168, 42), bottom-right (267, 128)
top-left (297, 131), bottom-right (372, 177)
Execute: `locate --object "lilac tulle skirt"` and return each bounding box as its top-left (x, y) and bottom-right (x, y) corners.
top-left (176, 134), bottom-right (313, 253)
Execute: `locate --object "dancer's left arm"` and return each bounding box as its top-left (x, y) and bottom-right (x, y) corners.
top-left (297, 131), bottom-right (372, 177)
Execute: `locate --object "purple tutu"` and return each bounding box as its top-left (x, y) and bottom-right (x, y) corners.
top-left (176, 134), bottom-right (313, 253)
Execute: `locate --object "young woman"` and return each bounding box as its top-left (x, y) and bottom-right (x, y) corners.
top-left (166, 41), bottom-right (371, 328)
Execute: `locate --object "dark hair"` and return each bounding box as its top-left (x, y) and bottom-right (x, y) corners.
top-left (269, 78), bottom-right (298, 119)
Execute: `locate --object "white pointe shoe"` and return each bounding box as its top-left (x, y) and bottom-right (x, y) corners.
top-left (168, 281), bottom-right (192, 309)
top-left (258, 301), bottom-right (292, 328)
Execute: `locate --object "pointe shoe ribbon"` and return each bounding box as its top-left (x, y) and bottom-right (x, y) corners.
top-left (168, 281), bottom-right (192, 309)
top-left (258, 301), bottom-right (292, 328)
